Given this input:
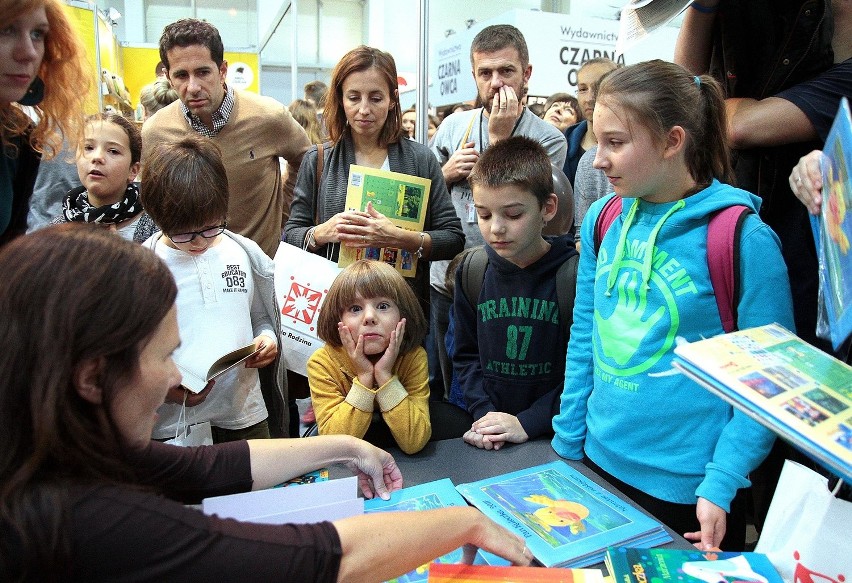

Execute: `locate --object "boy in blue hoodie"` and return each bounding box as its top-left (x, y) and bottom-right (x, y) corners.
top-left (551, 61), bottom-right (795, 551)
top-left (452, 136), bottom-right (578, 451)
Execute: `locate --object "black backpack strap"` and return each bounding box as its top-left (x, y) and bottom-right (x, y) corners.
top-left (555, 253), bottom-right (579, 337)
top-left (460, 246), bottom-right (488, 309)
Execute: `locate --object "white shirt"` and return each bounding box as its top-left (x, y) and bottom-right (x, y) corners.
top-left (150, 235), bottom-right (273, 438)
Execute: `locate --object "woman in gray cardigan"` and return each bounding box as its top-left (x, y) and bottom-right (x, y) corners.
top-left (284, 46), bottom-right (463, 316)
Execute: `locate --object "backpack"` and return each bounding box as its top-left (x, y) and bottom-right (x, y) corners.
top-left (593, 195), bottom-right (750, 334)
top-left (459, 246), bottom-right (580, 337)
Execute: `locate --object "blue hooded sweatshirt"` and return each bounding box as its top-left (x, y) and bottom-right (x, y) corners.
top-left (552, 181), bottom-right (795, 512)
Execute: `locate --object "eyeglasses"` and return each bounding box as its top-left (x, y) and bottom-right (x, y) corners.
top-left (168, 223), bottom-right (227, 244)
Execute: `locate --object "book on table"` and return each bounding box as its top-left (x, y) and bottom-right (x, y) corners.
top-left (338, 164), bottom-right (431, 278)
top-left (604, 546), bottom-right (784, 583)
top-left (175, 341), bottom-right (259, 394)
top-left (364, 479), bottom-right (510, 583)
top-left (672, 323), bottom-right (852, 482)
top-left (202, 475), bottom-right (363, 525)
top-left (813, 96), bottom-right (852, 350)
top-left (427, 563), bottom-right (606, 582)
top-left (455, 461), bottom-right (671, 569)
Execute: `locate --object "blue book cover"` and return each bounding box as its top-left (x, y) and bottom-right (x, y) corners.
top-left (605, 546), bottom-right (783, 583)
top-left (814, 97), bottom-right (852, 350)
top-left (364, 478), bottom-right (510, 583)
top-left (455, 461), bottom-right (671, 568)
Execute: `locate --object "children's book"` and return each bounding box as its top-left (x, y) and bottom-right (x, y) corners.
top-left (364, 479), bottom-right (510, 583)
top-left (427, 563), bottom-right (606, 582)
top-left (605, 546), bottom-right (784, 583)
top-left (672, 323), bottom-right (852, 482)
top-left (338, 164), bottom-right (431, 278)
top-left (813, 97), bottom-right (852, 350)
top-left (202, 475), bottom-right (363, 525)
top-left (175, 341), bottom-right (259, 393)
top-left (455, 461), bottom-right (672, 569)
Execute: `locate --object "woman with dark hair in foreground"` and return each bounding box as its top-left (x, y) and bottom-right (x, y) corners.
top-left (0, 224), bottom-right (529, 582)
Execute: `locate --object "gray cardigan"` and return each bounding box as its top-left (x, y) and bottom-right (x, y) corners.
top-left (284, 133), bottom-right (464, 312)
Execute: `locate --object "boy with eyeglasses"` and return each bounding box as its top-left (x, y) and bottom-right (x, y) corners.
top-left (140, 135), bottom-right (284, 443)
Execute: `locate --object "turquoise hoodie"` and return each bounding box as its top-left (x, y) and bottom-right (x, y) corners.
top-left (552, 180), bottom-right (795, 511)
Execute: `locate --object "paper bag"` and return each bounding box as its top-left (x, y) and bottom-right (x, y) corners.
top-left (165, 399), bottom-right (213, 447)
top-left (755, 459), bottom-right (851, 582)
top-left (273, 242), bottom-right (342, 376)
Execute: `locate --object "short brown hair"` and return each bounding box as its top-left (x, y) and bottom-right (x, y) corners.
top-left (469, 136), bottom-right (553, 207)
top-left (318, 260), bottom-right (426, 354)
top-left (139, 135), bottom-right (228, 234)
top-left (159, 18), bottom-right (224, 70)
top-left (470, 24), bottom-right (529, 69)
top-left (324, 46), bottom-right (401, 146)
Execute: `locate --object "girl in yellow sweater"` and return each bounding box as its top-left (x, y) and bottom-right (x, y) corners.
top-left (308, 260), bottom-right (431, 453)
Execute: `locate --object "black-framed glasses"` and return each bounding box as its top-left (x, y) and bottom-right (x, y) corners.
top-left (168, 223), bottom-right (227, 244)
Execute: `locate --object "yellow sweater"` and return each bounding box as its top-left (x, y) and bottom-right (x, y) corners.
top-left (307, 344), bottom-right (431, 454)
top-left (141, 90), bottom-right (310, 257)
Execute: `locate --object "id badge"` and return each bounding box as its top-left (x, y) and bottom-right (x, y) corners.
top-left (466, 201), bottom-right (477, 224)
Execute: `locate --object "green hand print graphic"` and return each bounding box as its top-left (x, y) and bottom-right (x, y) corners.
top-left (595, 271), bottom-right (665, 366)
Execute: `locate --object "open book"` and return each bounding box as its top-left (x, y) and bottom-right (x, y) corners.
top-left (175, 342), bottom-right (259, 393)
top-left (615, 0), bottom-right (692, 56)
top-left (673, 324), bottom-right (852, 482)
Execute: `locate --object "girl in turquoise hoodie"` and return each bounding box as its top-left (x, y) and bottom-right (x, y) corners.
top-left (551, 60), bottom-right (795, 551)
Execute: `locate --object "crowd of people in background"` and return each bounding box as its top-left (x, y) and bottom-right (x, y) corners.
top-left (2, 0), bottom-right (850, 580)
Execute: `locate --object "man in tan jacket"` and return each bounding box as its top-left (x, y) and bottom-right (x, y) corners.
top-left (143, 18), bottom-right (310, 258)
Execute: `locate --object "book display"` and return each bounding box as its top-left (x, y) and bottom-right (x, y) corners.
top-left (338, 165), bottom-right (431, 278)
top-left (673, 324), bottom-right (852, 482)
top-left (455, 461), bottom-right (671, 568)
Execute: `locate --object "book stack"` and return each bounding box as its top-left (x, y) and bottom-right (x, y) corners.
top-left (456, 461), bottom-right (671, 568)
top-left (364, 479), bottom-right (511, 583)
top-left (673, 323), bottom-right (852, 482)
top-left (605, 546), bottom-right (784, 583)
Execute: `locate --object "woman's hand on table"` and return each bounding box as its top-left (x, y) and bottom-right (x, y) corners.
top-left (345, 439), bottom-right (403, 500)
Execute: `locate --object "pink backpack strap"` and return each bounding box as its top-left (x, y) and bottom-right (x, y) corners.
top-left (707, 205), bottom-right (750, 333)
top-left (593, 195), bottom-right (624, 253)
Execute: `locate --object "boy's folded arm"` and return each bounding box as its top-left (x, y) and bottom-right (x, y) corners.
top-left (516, 385), bottom-right (562, 440)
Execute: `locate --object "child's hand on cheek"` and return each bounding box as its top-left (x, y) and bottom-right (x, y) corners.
top-left (374, 318), bottom-right (405, 386)
top-left (338, 322), bottom-right (374, 389)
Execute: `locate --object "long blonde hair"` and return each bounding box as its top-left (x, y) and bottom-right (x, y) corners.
top-left (1, 0), bottom-right (89, 158)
